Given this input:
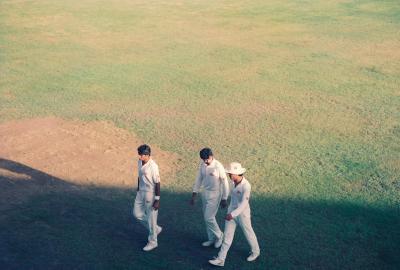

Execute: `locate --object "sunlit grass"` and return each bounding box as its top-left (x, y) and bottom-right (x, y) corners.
top-left (0, 0), bottom-right (399, 268)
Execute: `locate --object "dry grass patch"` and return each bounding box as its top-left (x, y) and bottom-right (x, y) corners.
top-left (0, 117), bottom-right (178, 190)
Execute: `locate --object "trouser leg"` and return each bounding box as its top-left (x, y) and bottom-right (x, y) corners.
top-left (238, 214), bottom-right (260, 255)
top-left (202, 191), bottom-right (222, 241)
top-left (133, 192), bottom-right (147, 228)
top-left (147, 207), bottom-right (158, 244)
top-left (217, 218), bottom-right (237, 261)
top-left (133, 191), bottom-right (158, 244)
top-left (144, 192), bottom-right (158, 244)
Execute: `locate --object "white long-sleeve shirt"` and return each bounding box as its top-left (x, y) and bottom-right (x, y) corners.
top-left (228, 177), bottom-right (251, 218)
top-left (193, 159), bottom-right (229, 200)
top-left (138, 158), bottom-right (160, 192)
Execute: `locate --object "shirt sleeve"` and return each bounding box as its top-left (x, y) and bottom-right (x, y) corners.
top-left (230, 182), bottom-right (251, 218)
top-left (151, 163), bottom-right (160, 184)
top-left (218, 163), bottom-right (229, 200)
top-left (193, 163), bottom-right (203, 193)
top-left (137, 159), bottom-right (141, 172)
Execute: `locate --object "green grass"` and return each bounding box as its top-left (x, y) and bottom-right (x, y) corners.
top-left (1, 165), bottom-right (399, 269)
top-left (0, 0), bottom-right (399, 269)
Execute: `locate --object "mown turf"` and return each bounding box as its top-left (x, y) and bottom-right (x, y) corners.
top-left (0, 0), bottom-right (399, 269)
top-left (0, 165), bottom-right (399, 269)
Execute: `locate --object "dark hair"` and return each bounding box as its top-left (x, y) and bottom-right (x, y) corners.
top-left (138, 144), bottom-right (151, 155)
top-left (199, 147), bottom-right (213, 159)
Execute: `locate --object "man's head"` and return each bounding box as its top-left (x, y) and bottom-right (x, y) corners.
top-left (225, 162), bottom-right (246, 184)
top-left (138, 144), bottom-right (151, 163)
top-left (199, 147), bottom-right (213, 166)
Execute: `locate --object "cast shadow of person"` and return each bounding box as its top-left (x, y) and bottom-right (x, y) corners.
top-left (1, 158), bottom-right (399, 270)
top-left (0, 158), bottom-right (210, 270)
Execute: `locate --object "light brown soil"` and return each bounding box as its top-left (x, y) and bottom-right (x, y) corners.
top-left (0, 117), bottom-right (177, 197)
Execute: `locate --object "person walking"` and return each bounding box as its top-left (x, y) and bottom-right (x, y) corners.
top-left (190, 147), bottom-right (229, 248)
top-left (133, 144), bottom-right (162, 251)
top-left (209, 162), bottom-right (260, 267)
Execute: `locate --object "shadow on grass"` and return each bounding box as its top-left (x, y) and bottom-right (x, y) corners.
top-left (0, 158), bottom-right (399, 270)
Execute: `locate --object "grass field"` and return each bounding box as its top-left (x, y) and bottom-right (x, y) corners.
top-left (0, 0), bottom-right (399, 269)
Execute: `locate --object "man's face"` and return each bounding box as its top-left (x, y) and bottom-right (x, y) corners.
top-left (202, 156), bottom-right (213, 166)
top-left (138, 154), bottom-right (150, 163)
top-left (228, 173), bottom-right (241, 184)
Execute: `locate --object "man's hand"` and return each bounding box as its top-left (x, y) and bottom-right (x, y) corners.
top-left (153, 200), bottom-right (160, 210)
top-left (225, 213), bottom-right (233, 221)
top-left (220, 199), bottom-right (228, 208)
top-left (190, 192), bottom-right (197, 206)
top-left (189, 198), bottom-right (195, 206)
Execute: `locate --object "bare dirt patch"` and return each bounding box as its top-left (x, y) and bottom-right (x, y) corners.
top-left (0, 117), bottom-right (177, 195)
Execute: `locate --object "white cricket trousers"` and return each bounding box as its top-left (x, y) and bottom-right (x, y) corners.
top-left (133, 191), bottom-right (159, 244)
top-left (202, 190), bottom-right (223, 241)
top-left (217, 213), bottom-right (260, 261)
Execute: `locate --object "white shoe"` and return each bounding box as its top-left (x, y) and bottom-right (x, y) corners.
top-left (143, 242), bottom-right (158, 251)
top-left (247, 252), bottom-right (259, 262)
top-left (209, 257), bottom-right (225, 267)
top-left (202, 240), bottom-right (214, 247)
top-left (157, 226), bottom-right (162, 236)
top-left (214, 233), bottom-right (223, 248)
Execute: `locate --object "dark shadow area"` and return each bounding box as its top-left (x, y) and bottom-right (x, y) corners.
top-left (0, 158), bottom-right (399, 270)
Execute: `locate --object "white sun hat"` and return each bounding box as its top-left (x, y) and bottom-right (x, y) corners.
top-left (225, 162), bottom-right (246, 175)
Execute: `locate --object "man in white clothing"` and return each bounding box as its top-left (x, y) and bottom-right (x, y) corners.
top-left (190, 147), bottom-right (230, 248)
top-left (209, 162), bottom-right (260, 267)
top-left (133, 144), bottom-right (162, 252)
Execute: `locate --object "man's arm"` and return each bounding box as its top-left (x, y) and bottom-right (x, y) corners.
top-left (190, 165), bottom-right (203, 205)
top-left (153, 182), bottom-right (160, 210)
top-left (136, 160), bottom-right (140, 191)
top-left (219, 163), bottom-right (229, 208)
top-left (152, 163), bottom-right (161, 210)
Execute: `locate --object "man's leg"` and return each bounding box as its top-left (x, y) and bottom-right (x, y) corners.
top-left (238, 214), bottom-right (260, 256)
top-left (202, 191), bottom-right (223, 241)
top-left (133, 191), bottom-right (147, 228)
top-left (142, 192), bottom-right (159, 251)
top-left (147, 206), bottom-right (158, 244)
top-left (144, 192), bottom-right (158, 244)
top-left (217, 218), bottom-right (237, 261)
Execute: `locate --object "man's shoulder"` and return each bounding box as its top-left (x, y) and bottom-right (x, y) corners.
top-left (149, 159), bottom-right (159, 168)
top-left (214, 159), bottom-right (224, 168)
top-left (243, 178), bottom-right (251, 189)
top-left (148, 160), bottom-right (160, 178)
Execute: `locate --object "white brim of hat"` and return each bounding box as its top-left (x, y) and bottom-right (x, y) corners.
top-left (225, 168), bottom-right (246, 175)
